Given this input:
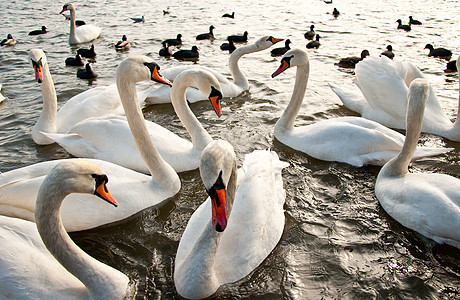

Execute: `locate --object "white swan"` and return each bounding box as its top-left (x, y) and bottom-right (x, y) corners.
top-left (146, 35), bottom-right (283, 104)
top-left (174, 140), bottom-right (289, 299)
top-left (375, 79), bottom-right (460, 249)
top-left (29, 49), bottom-right (165, 145)
top-left (0, 83), bottom-right (5, 103)
top-left (60, 3), bottom-right (102, 44)
top-left (0, 160), bottom-right (136, 299)
top-left (0, 55), bottom-right (180, 232)
top-left (329, 55), bottom-right (460, 142)
top-left (270, 49), bottom-right (453, 167)
top-left (42, 69), bottom-right (223, 173)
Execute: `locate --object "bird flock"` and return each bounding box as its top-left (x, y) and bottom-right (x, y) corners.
top-left (0, 2), bottom-right (459, 299)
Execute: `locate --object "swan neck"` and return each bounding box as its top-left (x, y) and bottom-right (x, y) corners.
top-left (384, 91), bottom-right (426, 176)
top-left (228, 44), bottom-right (256, 90)
top-left (69, 8), bottom-right (77, 39)
top-left (117, 78), bottom-right (179, 189)
top-left (171, 80), bottom-right (212, 150)
top-left (275, 64), bottom-right (309, 132)
top-left (35, 175), bottom-right (126, 298)
top-left (226, 160), bottom-right (238, 218)
top-left (34, 61), bottom-right (57, 139)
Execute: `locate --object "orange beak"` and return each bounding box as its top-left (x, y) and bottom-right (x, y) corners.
top-left (272, 59), bottom-right (290, 78)
top-left (211, 189), bottom-right (227, 232)
top-left (94, 180), bottom-right (118, 207)
top-left (270, 37), bottom-right (284, 44)
top-left (32, 61), bottom-right (44, 83)
top-left (151, 65), bottom-right (172, 86)
top-left (208, 86), bottom-right (223, 117)
top-left (59, 7), bottom-right (68, 14)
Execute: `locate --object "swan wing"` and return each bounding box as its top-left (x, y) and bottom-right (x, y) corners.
top-left (0, 216), bottom-right (87, 299)
top-left (75, 24), bottom-right (101, 43)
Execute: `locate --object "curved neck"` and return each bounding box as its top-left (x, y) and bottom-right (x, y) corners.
top-left (275, 64), bottom-right (309, 132)
top-left (35, 175), bottom-right (127, 298)
top-left (33, 61), bottom-right (57, 140)
top-left (117, 78), bottom-right (179, 190)
top-left (170, 79), bottom-right (213, 151)
top-left (228, 43), bottom-right (264, 90)
top-left (384, 90), bottom-right (426, 176)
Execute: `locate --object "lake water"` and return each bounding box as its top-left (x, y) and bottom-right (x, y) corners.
top-left (0, 0), bottom-right (459, 298)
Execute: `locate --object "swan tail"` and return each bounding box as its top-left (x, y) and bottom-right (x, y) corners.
top-left (40, 132), bottom-right (98, 158)
top-left (328, 82), bottom-right (366, 113)
top-left (411, 147), bottom-right (454, 160)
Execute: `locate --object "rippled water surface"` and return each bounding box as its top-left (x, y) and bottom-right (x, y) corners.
top-left (1, 0), bottom-right (459, 298)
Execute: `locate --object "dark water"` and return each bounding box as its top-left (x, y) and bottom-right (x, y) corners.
top-left (0, 0), bottom-right (459, 298)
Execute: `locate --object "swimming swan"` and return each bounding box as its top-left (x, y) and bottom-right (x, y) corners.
top-left (375, 79), bottom-right (460, 249)
top-left (270, 49), bottom-right (453, 167)
top-left (0, 56), bottom-right (180, 232)
top-left (329, 55), bottom-right (460, 142)
top-left (42, 69), bottom-right (223, 173)
top-left (29, 49), bottom-right (163, 145)
top-left (60, 3), bottom-right (101, 44)
top-left (174, 140), bottom-right (289, 299)
top-left (145, 35), bottom-right (283, 104)
top-left (0, 160), bottom-right (136, 299)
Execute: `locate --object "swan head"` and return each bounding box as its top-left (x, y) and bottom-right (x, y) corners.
top-left (271, 48), bottom-right (309, 77)
top-left (174, 69), bottom-right (223, 117)
top-left (254, 35), bottom-right (284, 51)
top-left (60, 3), bottom-right (75, 14)
top-left (116, 56), bottom-right (172, 86)
top-left (200, 140), bottom-right (236, 232)
top-left (29, 49), bottom-right (47, 83)
top-left (38, 160), bottom-right (118, 209)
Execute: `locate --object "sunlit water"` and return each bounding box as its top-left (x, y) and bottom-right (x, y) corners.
top-left (0, 0), bottom-right (459, 298)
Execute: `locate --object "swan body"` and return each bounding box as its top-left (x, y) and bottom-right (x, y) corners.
top-left (146, 36), bottom-right (283, 104)
top-left (0, 160), bottom-right (135, 299)
top-left (329, 55), bottom-right (460, 141)
top-left (375, 79), bottom-right (460, 249)
top-left (29, 49), bottom-right (158, 145)
top-left (0, 56), bottom-right (180, 232)
top-left (271, 49), bottom-right (453, 167)
top-left (174, 140), bottom-right (289, 299)
top-left (0, 84), bottom-right (5, 103)
top-left (42, 69), bottom-right (223, 174)
top-left (60, 3), bottom-right (101, 44)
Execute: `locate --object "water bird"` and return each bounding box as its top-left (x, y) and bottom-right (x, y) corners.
top-left (174, 140), bottom-right (289, 299)
top-left (375, 78), bottom-right (460, 250)
top-left (159, 41), bottom-right (172, 56)
top-left (77, 63), bottom-right (98, 80)
top-left (0, 55), bottom-right (179, 232)
top-left (227, 31), bottom-right (248, 43)
top-left (0, 160), bottom-right (136, 299)
top-left (146, 36), bottom-right (283, 104)
top-left (163, 8), bottom-right (170, 15)
top-left (196, 25), bottom-right (215, 40)
top-left (445, 60), bottom-right (457, 73)
top-left (60, 3), bottom-right (101, 44)
top-left (65, 54), bottom-right (84, 66)
top-left (115, 35), bottom-right (131, 51)
top-left (42, 69), bottom-right (223, 174)
top-left (271, 39), bottom-right (291, 56)
top-left (27, 49), bottom-right (164, 145)
top-left (0, 84), bottom-right (5, 103)
top-left (0, 34), bottom-right (16, 46)
top-left (77, 43), bottom-right (96, 58)
top-left (324, 0), bottom-right (333, 3)
top-left (62, 12), bottom-right (85, 25)
top-left (424, 43), bottom-right (452, 60)
top-left (328, 55), bottom-right (460, 141)
top-left (222, 11), bottom-right (234, 18)
top-left (336, 49), bottom-right (370, 68)
top-left (396, 19), bottom-right (411, 31)
top-left (409, 16), bottom-right (422, 25)
top-left (173, 46), bottom-right (199, 60)
top-left (220, 36), bottom-right (236, 53)
top-left (380, 45), bottom-right (394, 59)
top-left (333, 8), bottom-right (340, 17)
top-left (304, 24), bottom-right (315, 40)
top-left (271, 48), bottom-right (452, 167)
top-left (28, 26), bottom-right (47, 36)
top-left (306, 34), bottom-right (320, 48)
top-left (162, 33), bottom-right (182, 46)
top-left (131, 15), bottom-right (145, 23)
